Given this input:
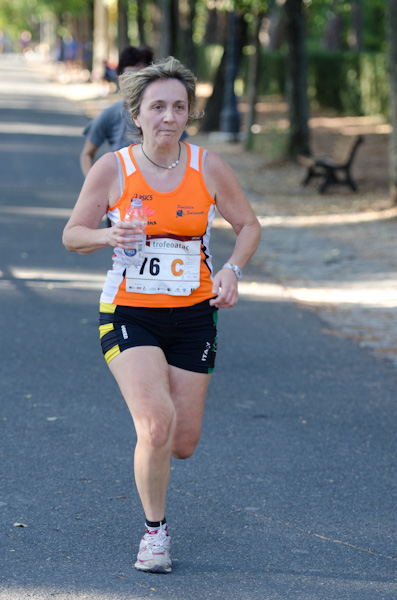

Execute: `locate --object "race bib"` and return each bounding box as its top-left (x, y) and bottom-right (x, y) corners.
top-left (126, 237), bottom-right (201, 296)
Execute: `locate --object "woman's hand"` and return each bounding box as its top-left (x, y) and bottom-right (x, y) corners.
top-left (209, 267), bottom-right (239, 308)
top-left (109, 221), bottom-right (143, 251)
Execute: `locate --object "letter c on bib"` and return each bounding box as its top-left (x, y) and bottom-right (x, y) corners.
top-left (171, 258), bottom-right (184, 276)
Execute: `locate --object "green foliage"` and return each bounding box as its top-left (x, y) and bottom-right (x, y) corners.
top-left (259, 50), bottom-right (286, 96)
top-left (359, 52), bottom-right (389, 116)
top-left (309, 51), bottom-right (361, 113)
top-left (0, 0), bottom-right (387, 56)
top-left (362, 1), bottom-right (386, 52)
top-left (239, 50), bottom-right (286, 96)
top-left (308, 50), bottom-right (389, 117)
top-left (238, 48), bottom-right (389, 119)
top-left (39, 0), bottom-right (90, 17)
top-left (304, 0), bottom-right (386, 52)
top-left (0, 0), bottom-right (90, 42)
top-left (195, 43), bottom-right (224, 81)
top-left (0, 0), bottom-right (42, 38)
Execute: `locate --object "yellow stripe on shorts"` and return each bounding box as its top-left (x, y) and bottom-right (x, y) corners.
top-left (104, 345), bottom-right (121, 364)
top-left (99, 323), bottom-right (114, 339)
top-left (100, 302), bottom-right (117, 314)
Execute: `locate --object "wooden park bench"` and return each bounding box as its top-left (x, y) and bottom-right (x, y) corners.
top-left (298, 135), bottom-right (364, 193)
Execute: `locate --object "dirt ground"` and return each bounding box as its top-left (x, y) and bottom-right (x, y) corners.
top-left (190, 98), bottom-right (397, 369)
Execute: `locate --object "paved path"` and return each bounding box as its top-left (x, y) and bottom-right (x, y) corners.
top-left (0, 54), bottom-right (396, 599)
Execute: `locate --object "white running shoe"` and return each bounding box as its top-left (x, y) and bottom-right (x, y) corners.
top-left (134, 526), bottom-right (172, 574)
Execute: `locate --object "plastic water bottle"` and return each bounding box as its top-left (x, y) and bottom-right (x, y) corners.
top-left (123, 198), bottom-right (147, 267)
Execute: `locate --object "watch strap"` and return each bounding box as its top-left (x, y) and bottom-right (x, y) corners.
top-left (222, 262), bottom-right (243, 280)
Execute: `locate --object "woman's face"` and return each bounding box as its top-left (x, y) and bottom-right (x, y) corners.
top-left (134, 78), bottom-right (189, 146)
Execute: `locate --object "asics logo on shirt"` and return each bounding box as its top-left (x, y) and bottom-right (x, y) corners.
top-left (133, 193), bottom-right (153, 201)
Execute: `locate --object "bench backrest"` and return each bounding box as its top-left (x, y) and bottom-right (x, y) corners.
top-left (332, 135), bottom-right (364, 166)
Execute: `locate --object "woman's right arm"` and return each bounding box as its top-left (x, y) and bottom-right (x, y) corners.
top-left (63, 153), bottom-right (135, 255)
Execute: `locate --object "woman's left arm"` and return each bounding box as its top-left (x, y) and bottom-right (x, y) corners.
top-left (204, 151), bottom-right (261, 308)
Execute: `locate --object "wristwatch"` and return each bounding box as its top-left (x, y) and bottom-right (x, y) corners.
top-left (222, 263), bottom-right (243, 281)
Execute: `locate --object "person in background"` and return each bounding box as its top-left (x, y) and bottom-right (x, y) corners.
top-left (80, 46), bottom-right (153, 177)
top-left (64, 57), bottom-right (261, 574)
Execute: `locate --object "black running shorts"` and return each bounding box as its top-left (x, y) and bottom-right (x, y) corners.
top-left (99, 300), bottom-right (218, 374)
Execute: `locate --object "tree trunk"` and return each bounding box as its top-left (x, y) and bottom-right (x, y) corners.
top-left (204, 9), bottom-right (218, 44)
top-left (322, 1), bottom-right (343, 51)
top-left (200, 48), bottom-right (226, 132)
top-left (200, 13), bottom-right (245, 133)
top-left (284, 0), bottom-right (311, 158)
top-left (245, 12), bottom-right (264, 150)
top-left (386, 0), bottom-right (397, 203)
top-left (137, 0), bottom-right (146, 46)
top-left (117, 0), bottom-right (129, 54)
top-left (184, 0), bottom-right (196, 72)
top-left (219, 10), bottom-right (241, 138)
top-left (159, 0), bottom-right (174, 57)
top-left (92, 0), bottom-right (109, 81)
top-left (268, 3), bottom-right (285, 50)
top-left (170, 0), bottom-right (180, 58)
top-left (350, 1), bottom-right (363, 51)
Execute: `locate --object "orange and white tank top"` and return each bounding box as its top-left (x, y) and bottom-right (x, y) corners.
top-left (100, 142), bottom-right (217, 308)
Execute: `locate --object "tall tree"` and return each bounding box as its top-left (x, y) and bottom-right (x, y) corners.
top-left (245, 9), bottom-right (265, 150)
top-left (284, 0), bottom-right (310, 157)
top-left (137, 0), bottom-right (146, 45)
top-left (159, 0), bottom-right (172, 56)
top-left (322, 0), bottom-right (343, 50)
top-left (200, 46), bottom-right (227, 133)
top-left (92, 0), bottom-right (109, 81)
top-left (386, 0), bottom-right (397, 203)
top-left (158, 0), bottom-right (178, 57)
top-left (350, 0), bottom-right (363, 51)
top-left (219, 10), bottom-right (241, 137)
top-left (180, 0), bottom-right (197, 71)
top-left (200, 10), bottom-right (245, 133)
top-left (117, 0), bottom-right (129, 53)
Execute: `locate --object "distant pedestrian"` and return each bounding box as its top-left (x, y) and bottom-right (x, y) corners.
top-left (103, 60), bottom-right (117, 85)
top-left (63, 56), bottom-right (261, 574)
top-left (80, 46), bottom-right (154, 177)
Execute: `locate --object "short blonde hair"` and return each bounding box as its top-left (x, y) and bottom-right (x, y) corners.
top-left (119, 56), bottom-right (201, 139)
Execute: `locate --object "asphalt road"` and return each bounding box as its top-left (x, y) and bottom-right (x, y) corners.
top-left (0, 54), bottom-right (396, 600)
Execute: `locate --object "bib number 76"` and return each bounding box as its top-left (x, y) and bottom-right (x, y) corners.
top-left (139, 257), bottom-right (160, 276)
